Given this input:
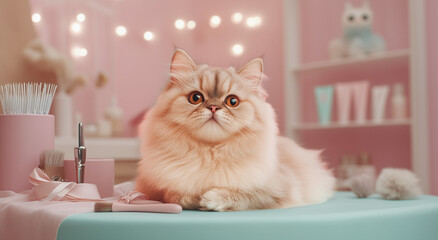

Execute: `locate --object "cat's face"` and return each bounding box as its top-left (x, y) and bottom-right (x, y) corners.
top-left (153, 49), bottom-right (268, 144)
top-left (342, 2), bottom-right (373, 28)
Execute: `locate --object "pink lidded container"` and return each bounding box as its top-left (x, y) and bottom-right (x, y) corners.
top-left (0, 114), bottom-right (55, 192)
top-left (64, 158), bottom-right (115, 198)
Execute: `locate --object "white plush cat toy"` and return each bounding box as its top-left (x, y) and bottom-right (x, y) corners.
top-left (329, 2), bottom-right (385, 59)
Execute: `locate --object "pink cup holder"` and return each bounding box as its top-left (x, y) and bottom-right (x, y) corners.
top-left (0, 114), bottom-right (55, 192)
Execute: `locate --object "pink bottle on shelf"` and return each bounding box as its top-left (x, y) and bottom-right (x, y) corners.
top-left (335, 83), bottom-right (353, 125)
top-left (0, 114), bottom-right (55, 192)
top-left (352, 81), bottom-right (370, 124)
top-left (390, 83), bottom-right (408, 120)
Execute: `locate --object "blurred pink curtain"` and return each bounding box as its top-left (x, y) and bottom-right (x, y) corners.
top-left (0, 0), bottom-right (55, 113)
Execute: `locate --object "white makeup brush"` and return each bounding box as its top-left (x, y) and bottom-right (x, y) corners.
top-left (0, 82), bottom-right (57, 114)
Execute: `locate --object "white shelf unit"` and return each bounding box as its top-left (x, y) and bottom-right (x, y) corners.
top-left (283, 0), bottom-right (429, 192)
top-left (292, 49), bottom-right (410, 73)
top-left (291, 49), bottom-right (411, 130)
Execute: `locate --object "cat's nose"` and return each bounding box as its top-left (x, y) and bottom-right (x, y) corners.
top-left (208, 105), bottom-right (221, 113)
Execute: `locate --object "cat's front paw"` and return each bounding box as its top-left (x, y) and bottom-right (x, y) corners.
top-left (199, 188), bottom-right (233, 211)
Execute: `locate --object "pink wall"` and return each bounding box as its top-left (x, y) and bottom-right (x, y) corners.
top-left (426, 0), bottom-right (438, 195)
top-left (112, 0), bottom-right (284, 135)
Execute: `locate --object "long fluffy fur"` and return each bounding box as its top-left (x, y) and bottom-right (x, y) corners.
top-left (376, 168), bottom-right (421, 200)
top-left (135, 50), bottom-right (335, 211)
top-left (350, 174), bottom-right (375, 198)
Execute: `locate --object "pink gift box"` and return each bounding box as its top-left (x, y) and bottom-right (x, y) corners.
top-left (64, 158), bottom-right (114, 198)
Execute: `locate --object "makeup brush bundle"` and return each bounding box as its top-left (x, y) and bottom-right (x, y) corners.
top-left (0, 82), bottom-right (57, 114)
top-left (39, 150), bottom-right (65, 181)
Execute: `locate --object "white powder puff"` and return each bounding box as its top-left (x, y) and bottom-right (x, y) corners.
top-left (376, 168), bottom-right (422, 200)
top-left (350, 174), bottom-right (375, 198)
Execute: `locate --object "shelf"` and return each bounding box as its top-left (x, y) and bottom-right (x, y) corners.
top-left (292, 49), bottom-right (410, 73)
top-left (55, 137), bottom-right (141, 161)
top-left (292, 119), bottom-right (411, 130)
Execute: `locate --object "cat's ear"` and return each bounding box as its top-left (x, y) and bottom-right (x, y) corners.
top-left (170, 49), bottom-right (196, 74)
top-left (237, 58), bottom-right (264, 87)
top-left (168, 49), bottom-right (197, 88)
top-left (362, 1), bottom-right (370, 10)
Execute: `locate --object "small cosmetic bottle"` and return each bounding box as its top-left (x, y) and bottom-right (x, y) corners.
top-left (105, 96), bottom-right (124, 137)
top-left (314, 85), bottom-right (334, 125)
top-left (390, 83), bottom-right (408, 120)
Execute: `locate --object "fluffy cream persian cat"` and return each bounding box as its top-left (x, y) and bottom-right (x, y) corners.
top-left (135, 49), bottom-right (335, 211)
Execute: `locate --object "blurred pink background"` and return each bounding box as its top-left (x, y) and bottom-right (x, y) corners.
top-left (28, 0), bottom-right (438, 194)
top-left (426, 0), bottom-right (438, 196)
top-left (30, 0), bottom-right (285, 136)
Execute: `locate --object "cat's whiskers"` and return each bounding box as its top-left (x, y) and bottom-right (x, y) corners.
top-left (193, 111), bottom-right (216, 124)
top-left (157, 109), bottom-right (205, 141)
top-left (174, 113), bottom-right (213, 140)
top-left (220, 116), bottom-right (259, 141)
top-left (159, 120), bottom-right (192, 142)
top-left (160, 110), bottom-right (222, 143)
top-left (236, 126), bottom-right (258, 141)
top-left (155, 118), bottom-right (183, 140)
top-left (173, 124), bottom-right (193, 141)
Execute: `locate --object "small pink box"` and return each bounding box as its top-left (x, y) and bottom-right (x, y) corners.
top-left (64, 158), bottom-right (114, 198)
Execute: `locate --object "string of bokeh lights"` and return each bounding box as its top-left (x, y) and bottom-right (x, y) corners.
top-left (31, 12), bottom-right (262, 58)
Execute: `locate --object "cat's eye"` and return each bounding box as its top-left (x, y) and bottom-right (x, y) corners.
top-left (362, 14), bottom-right (368, 21)
top-left (188, 91), bottom-right (204, 104)
top-left (348, 15), bottom-right (354, 22)
top-left (225, 95), bottom-right (240, 108)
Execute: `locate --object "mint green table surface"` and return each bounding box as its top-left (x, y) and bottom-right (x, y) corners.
top-left (57, 192), bottom-right (438, 240)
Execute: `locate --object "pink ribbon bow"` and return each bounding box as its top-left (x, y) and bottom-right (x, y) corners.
top-left (119, 191), bottom-right (149, 204)
top-left (28, 168), bottom-right (101, 201)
